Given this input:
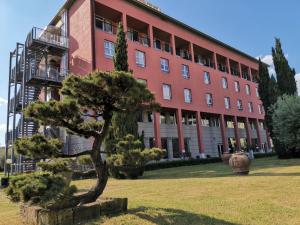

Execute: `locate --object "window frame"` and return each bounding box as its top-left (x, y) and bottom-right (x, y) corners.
top-left (162, 84), bottom-right (172, 100)
top-left (222, 77), bottom-right (228, 89)
top-left (245, 84), bottom-right (251, 95)
top-left (204, 71), bottom-right (211, 84)
top-left (160, 58), bottom-right (170, 73)
top-left (234, 81), bottom-right (240, 92)
top-left (135, 50), bottom-right (146, 67)
top-left (224, 97), bottom-right (230, 109)
top-left (181, 64), bottom-right (190, 79)
top-left (184, 88), bottom-right (192, 103)
top-left (206, 93), bottom-right (213, 106)
top-left (104, 40), bottom-right (115, 58)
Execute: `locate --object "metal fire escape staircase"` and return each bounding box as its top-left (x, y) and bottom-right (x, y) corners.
top-left (5, 27), bottom-right (69, 174)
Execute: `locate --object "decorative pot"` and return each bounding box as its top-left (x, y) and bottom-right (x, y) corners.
top-left (221, 152), bottom-right (232, 164)
top-left (229, 152), bottom-right (251, 175)
top-left (116, 166), bottom-right (144, 179)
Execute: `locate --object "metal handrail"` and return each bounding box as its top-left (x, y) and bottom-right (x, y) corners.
top-left (27, 27), bottom-right (69, 49)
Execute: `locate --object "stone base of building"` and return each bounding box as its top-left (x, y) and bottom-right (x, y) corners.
top-left (21, 197), bottom-right (128, 225)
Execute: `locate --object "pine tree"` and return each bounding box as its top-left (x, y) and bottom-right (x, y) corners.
top-left (9, 71), bottom-right (159, 208)
top-left (272, 38), bottom-right (297, 95)
top-left (113, 23), bottom-right (129, 72)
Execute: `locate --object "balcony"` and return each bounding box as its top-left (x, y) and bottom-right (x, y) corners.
top-left (95, 16), bottom-right (118, 35)
top-left (127, 30), bottom-right (150, 46)
top-left (94, 2), bottom-right (121, 35)
top-left (26, 66), bottom-right (67, 87)
top-left (217, 54), bottom-right (229, 73)
top-left (241, 64), bottom-right (251, 80)
top-left (26, 27), bottom-right (68, 55)
top-left (194, 44), bottom-right (215, 69)
top-left (175, 36), bottom-right (192, 61)
top-left (229, 59), bottom-right (240, 77)
top-left (127, 15), bottom-right (150, 47)
top-left (153, 27), bottom-right (173, 54)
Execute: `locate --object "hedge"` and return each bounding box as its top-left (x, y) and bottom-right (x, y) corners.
top-left (71, 152), bottom-right (277, 179)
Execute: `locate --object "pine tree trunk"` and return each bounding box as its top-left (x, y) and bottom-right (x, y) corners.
top-left (78, 136), bottom-right (108, 205)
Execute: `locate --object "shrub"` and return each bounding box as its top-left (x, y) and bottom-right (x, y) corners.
top-left (5, 172), bottom-right (76, 208)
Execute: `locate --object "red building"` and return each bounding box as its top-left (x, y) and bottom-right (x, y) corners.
top-left (6, 0), bottom-right (271, 166)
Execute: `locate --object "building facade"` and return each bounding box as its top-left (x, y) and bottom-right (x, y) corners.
top-left (6, 0), bottom-right (271, 169)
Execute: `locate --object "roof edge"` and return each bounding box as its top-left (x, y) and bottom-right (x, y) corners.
top-left (50, 0), bottom-right (262, 65)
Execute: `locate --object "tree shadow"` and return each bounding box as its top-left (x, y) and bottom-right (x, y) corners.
top-left (124, 207), bottom-right (241, 225)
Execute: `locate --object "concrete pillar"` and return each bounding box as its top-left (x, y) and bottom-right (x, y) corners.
top-left (148, 24), bottom-right (153, 47)
top-left (167, 137), bottom-right (173, 159)
top-left (214, 53), bottom-right (218, 70)
top-left (122, 13), bottom-right (127, 32)
top-left (245, 117), bottom-right (252, 147)
top-left (233, 116), bottom-right (241, 150)
top-left (196, 111), bottom-right (205, 157)
top-left (226, 58), bottom-right (231, 74)
top-left (255, 119), bottom-right (262, 148)
top-left (171, 34), bottom-right (176, 55)
top-left (153, 111), bottom-right (161, 148)
top-left (220, 114), bottom-right (228, 152)
top-left (190, 42), bottom-right (194, 62)
top-left (176, 109), bottom-right (185, 153)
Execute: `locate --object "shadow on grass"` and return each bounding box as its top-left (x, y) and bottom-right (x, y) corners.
top-left (125, 207), bottom-right (241, 225)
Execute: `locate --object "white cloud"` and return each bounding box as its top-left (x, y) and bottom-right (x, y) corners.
top-left (295, 73), bottom-right (300, 96)
top-left (0, 97), bottom-right (7, 107)
top-left (257, 55), bottom-right (276, 77)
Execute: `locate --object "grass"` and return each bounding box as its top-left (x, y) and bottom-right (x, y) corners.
top-left (1, 157), bottom-right (300, 225)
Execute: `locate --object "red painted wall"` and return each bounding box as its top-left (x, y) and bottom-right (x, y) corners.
top-left (69, 0), bottom-right (93, 75)
top-left (69, 0), bottom-right (264, 121)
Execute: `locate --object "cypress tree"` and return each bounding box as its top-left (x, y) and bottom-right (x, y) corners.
top-left (113, 23), bottom-right (129, 72)
top-left (105, 22), bottom-right (142, 151)
top-left (258, 60), bottom-right (279, 138)
top-left (272, 38), bottom-right (297, 95)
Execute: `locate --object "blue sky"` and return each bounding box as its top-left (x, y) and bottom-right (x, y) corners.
top-left (0, 0), bottom-right (299, 146)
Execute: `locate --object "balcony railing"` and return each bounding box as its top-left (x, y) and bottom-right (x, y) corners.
top-left (127, 31), bottom-right (150, 47)
top-left (153, 39), bottom-right (173, 54)
top-left (195, 57), bottom-right (215, 68)
top-left (176, 49), bottom-right (192, 61)
top-left (26, 27), bottom-right (69, 49)
top-left (28, 66), bottom-right (68, 83)
top-left (230, 67), bottom-right (240, 76)
top-left (95, 19), bottom-right (118, 35)
top-left (218, 64), bottom-right (229, 73)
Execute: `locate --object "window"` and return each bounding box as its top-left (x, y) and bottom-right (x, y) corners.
top-left (248, 102), bottom-right (253, 112)
top-left (238, 122), bottom-right (245, 129)
top-left (222, 77), bottom-right (228, 89)
top-left (234, 81), bottom-right (240, 92)
top-left (154, 39), bottom-right (161, 49)
top-left (201, 118), bottom-right (210, 127)
top-left (210, 118), bottom-right (220, 127)
top-left (184, 88), bottom-right (192, 103)
top-left (237, 99), bottom-right (243, 111)
top-left (160, 112), bottom-right (167, 124)
top-left (160, 58), bottom-right (169, 72)
top-left (204, 71), bottom-right (210, 84)
top-left (206, 93), bottom-right (213, 106)
top-left (181, 64), bottom-right (190, 79)
top-left (224, 97), bottom-right (230, 109)
top-left (135, 50), bottom-right (145, 67)
top-left (96, 17), bottom-right (113, 33)
top-left (162, 84), bottom-right (171, 100)
top-left (226, 120), bottom-right (234, 128)
top-left (104, 40), bottom-right (115, 58)
top-left (245, 84), bottom-right (251, 95)
top-left (256, 87), bottom-right (259, 97)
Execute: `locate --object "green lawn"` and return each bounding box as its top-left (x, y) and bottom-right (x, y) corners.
top-left (1, 157), bottom-right (300, 225)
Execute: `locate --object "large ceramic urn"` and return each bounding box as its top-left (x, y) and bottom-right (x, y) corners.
top-left (221, 152), bottom-right (232, 164)
top-left (229, 152), bottom-right (251, 175)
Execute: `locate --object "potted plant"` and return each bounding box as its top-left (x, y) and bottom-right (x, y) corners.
top-left (229, 151), bottom-right (251, 175)
top-left (107, 135), bottom-right (165, 179)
